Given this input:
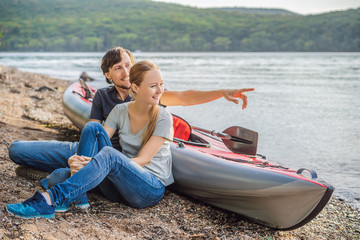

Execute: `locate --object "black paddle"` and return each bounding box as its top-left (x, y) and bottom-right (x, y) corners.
top-left (192, 126), bottom-right (258, 156)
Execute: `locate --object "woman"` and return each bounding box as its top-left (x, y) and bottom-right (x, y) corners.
top-left (6, 61), bottom-right (174, 218)
top-left (8, 46), bottom-right (253, 212)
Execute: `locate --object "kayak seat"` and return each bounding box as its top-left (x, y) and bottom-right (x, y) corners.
top-left (172, 114), bottom-right (211, 148)
top-left (172, 115), bottom-right (191, 141)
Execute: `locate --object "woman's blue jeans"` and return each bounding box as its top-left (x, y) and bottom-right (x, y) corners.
top-left (46, 122), bottom-right (165, 208)
top-left (9, 132), bottom-right (122, 202)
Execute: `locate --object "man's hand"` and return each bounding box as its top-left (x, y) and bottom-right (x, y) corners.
top-left (222, 88), bottom-right (255, 109)
top-left (68, 154), bottom-right (91, 175)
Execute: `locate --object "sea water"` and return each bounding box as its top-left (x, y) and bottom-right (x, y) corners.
top-left (1, 52), bottom-right (359, 209)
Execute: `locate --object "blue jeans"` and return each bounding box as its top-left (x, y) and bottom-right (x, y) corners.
top-left (43, 168), bottom-right (126, 203)
top-left (9, 140), bottom-right (78, 172)
top-left (9, 129), bottom-right (124, 202)
top-left (47, 122), bottom-right (165, 208)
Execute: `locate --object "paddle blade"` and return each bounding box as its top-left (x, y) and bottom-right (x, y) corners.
top-left (222, 126), bottom-right (258, 155)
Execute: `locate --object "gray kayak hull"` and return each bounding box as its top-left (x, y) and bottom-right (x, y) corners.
top-left (170, 142), bottom-right (333, 229)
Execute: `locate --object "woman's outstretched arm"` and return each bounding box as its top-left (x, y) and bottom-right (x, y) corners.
top-left (160, 88), bottom-right (254, 109)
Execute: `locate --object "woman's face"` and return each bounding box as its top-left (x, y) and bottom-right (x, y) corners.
top-left (105, 52), bottom-right (132, 89)
top-left (134, 69), bottom-right (164, 105)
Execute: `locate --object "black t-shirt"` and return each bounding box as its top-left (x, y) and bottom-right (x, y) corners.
top-left (90, 86), bottom-right (132, 150)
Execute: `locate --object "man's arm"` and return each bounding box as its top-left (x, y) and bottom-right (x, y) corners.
top-left (88, 89), bottom-right (105, 123)
top-left (160, 88), bottom-right (255, 109)
top-left (89, 119), bottom-right (101, 123)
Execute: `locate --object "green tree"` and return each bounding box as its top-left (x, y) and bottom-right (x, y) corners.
top-left (83, 37), bottom-right (104, 51)
top-left (213, 37), bottom-right (231, 51)
top-left (173, 34), bottom-right (192, 50)
top-left (28, 39), bottom-right (42, 51)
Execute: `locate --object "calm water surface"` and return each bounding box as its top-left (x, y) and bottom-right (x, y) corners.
top-left (1, 52), bottom-right (359, 208)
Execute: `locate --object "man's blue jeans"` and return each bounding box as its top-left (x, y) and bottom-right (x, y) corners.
top-left (9, 140), bottom-right (78, 172)
top-left (46, 122), bottom-right (165, 208)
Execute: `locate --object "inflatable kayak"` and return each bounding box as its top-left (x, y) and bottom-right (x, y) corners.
top-left (63, 81), bottom-right (334, 230)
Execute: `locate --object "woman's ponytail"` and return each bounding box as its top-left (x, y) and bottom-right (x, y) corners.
top-left (142, 105), bottom-right (159, 146)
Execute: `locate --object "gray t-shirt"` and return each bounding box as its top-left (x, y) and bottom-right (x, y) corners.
top-left (105, 102), bottom-right (174, 186)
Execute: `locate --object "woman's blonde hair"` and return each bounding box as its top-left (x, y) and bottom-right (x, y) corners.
top-left (130, 61), bottom-right (160, 145)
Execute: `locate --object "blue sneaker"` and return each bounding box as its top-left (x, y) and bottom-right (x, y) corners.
top-left (6, 191), bottom-right (55, 219)
top-left (55, 193), bottom-right (90, 212)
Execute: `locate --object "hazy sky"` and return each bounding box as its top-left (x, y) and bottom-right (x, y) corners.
top-left (152, 0), bottom-right (360, 14)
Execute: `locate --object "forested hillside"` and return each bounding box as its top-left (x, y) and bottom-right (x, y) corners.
top-left (216, 7), bottom-right (297, 15)
top-left (0, 0), bottom-right (359, 52)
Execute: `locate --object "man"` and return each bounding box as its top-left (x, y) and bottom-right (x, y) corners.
top-left (9, 46), bottom-right (254, 199)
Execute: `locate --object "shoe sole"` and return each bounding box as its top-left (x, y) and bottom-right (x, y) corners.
top-left (15, 166), bottom-right (50, 181)
top-left (6, 206), bottom-right (55, 219)
top-left (55, 203), bottom-right (90, 213)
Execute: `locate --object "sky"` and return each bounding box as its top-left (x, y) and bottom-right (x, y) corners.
top-left (152, 0), bottom-right (360, 15)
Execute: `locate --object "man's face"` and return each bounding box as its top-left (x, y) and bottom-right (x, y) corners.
top-left (105, 52), bottom-right (132, 89)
